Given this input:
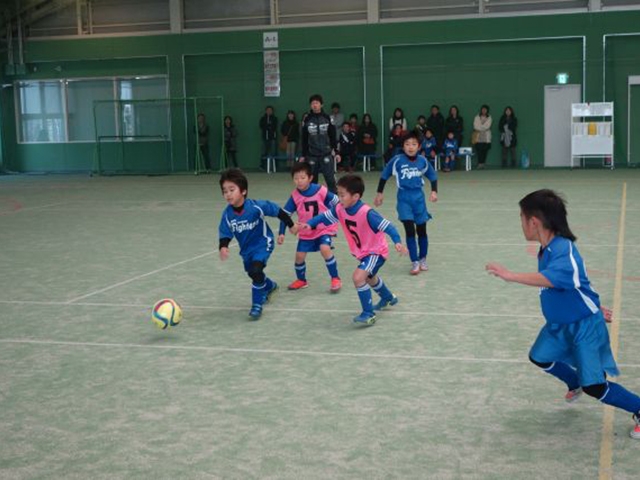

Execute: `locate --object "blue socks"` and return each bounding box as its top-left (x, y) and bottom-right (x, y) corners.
top-left (371, 277), bottom-right (393, 301)
top-left (325, 256), bottom-right (339, 279)
top-left (356, 284), bottom-right (374, 314)
top-left (600, 382), bottom-right (640, 414)
top-left (252, 282), bottom-right (267, 307)
top-left (406, 236), bottom-right (418, 262)
top-left (295, 262), bottom-right (306, 281)
top-left (543, 362), bottom-right (580, 391)
top-left (418, 234), bottom-right (428, 260)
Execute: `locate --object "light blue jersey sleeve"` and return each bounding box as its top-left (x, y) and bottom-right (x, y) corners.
top-left (539, 240), bottom-right (579, 290)
top-left (307, 205), bottom-right (339, 229)
top-left (422, 157), bottom-right (438, 183)
top-left (218, 212), bottom-right (233, 241)
top-left (254, 199), bottom-right (283, 218)
top-left (279, 196), bottom-right (296, 235)
top-left (380, 156), bottom-right (397, 181)
top-left (367, 209), bottom-right (402, 244)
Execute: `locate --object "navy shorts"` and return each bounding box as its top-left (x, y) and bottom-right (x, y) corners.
top-left (297, 235), bottom-right (334, 253)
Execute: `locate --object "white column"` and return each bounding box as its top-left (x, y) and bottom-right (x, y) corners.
top-left (170, 0), bottom-right (183, 33)
top-left (367, 0), bottom-right (379, 23)
top-left (270, 0), bottom-right (279, 25)
top-left (589, 0), bottom-right (602, 11)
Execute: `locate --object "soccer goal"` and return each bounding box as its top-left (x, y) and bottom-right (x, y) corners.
top-left (93, 96), bottom-right (225, 175)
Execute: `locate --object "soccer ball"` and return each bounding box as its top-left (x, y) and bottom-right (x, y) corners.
top-left (152, 299), bottom-right (183, 330)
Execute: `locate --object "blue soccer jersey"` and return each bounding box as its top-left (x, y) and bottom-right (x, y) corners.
top-left (421, 136), bottom-right (438, 158)
top-left (381, 154), bottom-right (438, 191)
top-left (443, 138), bottom-right (458, 156)
top-left (219, 198), bottom-right (282, 260)
top-left (538, 236), bottom-right (600, 324)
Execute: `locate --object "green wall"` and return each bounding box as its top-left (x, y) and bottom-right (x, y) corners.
top-left (2, 10), bottom-right (640, 172)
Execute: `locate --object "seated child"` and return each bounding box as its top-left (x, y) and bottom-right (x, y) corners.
top-left (421, 128), bottom-right (439, 169)
top-left (442, 131), bottom-right (459, 172)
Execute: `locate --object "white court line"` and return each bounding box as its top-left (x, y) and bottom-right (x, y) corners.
top-left (0, 201), bottom-right (68, 216)
top-left (1, 338), bottom-right (640, 369)
top-left (65, 251), bottom-right (215, 304)
top-left (3, 299), bottom-right (640, 323)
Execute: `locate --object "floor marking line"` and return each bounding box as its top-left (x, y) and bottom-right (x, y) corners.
top-left (2, 338), bottom-right (640, 369)
top-left (65, 251), bottom-right (215, 304)
top-left (598, 182), bottom-right (626, 480)
top-left (3, 299), bottom-right (640, 323)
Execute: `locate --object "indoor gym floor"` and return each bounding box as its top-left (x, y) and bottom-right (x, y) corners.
top-left (0, 169), bottom-right (639, 479)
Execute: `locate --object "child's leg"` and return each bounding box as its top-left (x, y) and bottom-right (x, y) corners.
top-left (319, 243), bottom-right (339, 279)
top-left (417, 223), bottom-right (428, 261)
top-left (246, 261), bottom-right (273, 316)
top-left (529, 356), bottom-right (580, 391)
top-left (449, 154), bottom-right (456, 171)
top-left (353, 267), bottom-right (374, 315)
top-left (294, 251), bottom-right (307, 281)
top-left (582, 382), bottom-right (640, 414)
top-left (367, 274), bottom-right (394, 301)
top-left (402, 220), bottom-right (418, 262)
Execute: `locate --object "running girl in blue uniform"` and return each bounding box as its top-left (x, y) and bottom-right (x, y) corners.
top-left (486, 189), bottom-right (640, 439)
top-left (219, 168), bottom-right (296, 320)
top-left (374, 131), bottom-right (438, 275)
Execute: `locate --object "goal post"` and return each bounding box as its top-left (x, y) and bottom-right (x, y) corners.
top-left (93, 96), bottom-right (224, 175)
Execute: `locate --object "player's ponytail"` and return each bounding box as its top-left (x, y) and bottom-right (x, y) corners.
top-left (519, 189), bottom-right (577, 242)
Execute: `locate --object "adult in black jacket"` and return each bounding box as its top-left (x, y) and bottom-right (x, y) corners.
top-left (498, 106), bottom-right (518, 168)
top-left (259, 106), bottom-right (278, 170)
top-left (445, 105), bottom-right (464, 147)
top-left (426, 105), bottom-right (445, 147)
top-left (300, 94), bottom-right (340, 193)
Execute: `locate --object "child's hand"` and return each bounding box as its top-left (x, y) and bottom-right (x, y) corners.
top-left (277, 234), bottom-right (285, 245)
top-left (335, 154), bottom-right (342, 164)
top-left (601, 306), bottom-right (613, 323)
top-left (298, 223), bottom-right (311, 231)
top-left (429, 191), bottom-right (438, 203)
top-left (374, 193), bottom-right (384, 207)
top-left (289, 224), bottom-right (299, 235)
top-left (219, 247), bottom-right (230, 261)
top-left (431, 151), bottom-right (436, 158)
top-left (395, 243), bottom-right (408, 255)
top-left (298, 157), bottom-right (305, 163)
top-left (485, 262), bottom-right (511, 281)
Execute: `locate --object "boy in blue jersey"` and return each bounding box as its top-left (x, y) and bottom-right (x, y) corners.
top-left (442, 131), bottom-right (458, 172)
top-left (278, 162), bottom-right (342, 293)
top-left (420, 128), bottom-right (439, 168)
top-left (374, 131), bottom-right (438, 275)
top-left (300, 174), bottom-right (407, 326)
top-left (218, 168), bottom-right (296, 320)
top-left (486, 189), bottom-right (640, 440)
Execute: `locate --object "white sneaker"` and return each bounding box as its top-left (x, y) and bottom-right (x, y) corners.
top-left (419, 258), bottom-right (429, 271)
top-left (410, 261), bottom-right (420, 275)
top-left (631, 413), bottom-right (640, 440)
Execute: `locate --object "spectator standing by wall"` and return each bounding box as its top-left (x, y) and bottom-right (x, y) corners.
top-left (223, 115), bottom-right (238, 168)
top-left (427, 104), bottom-right (445, 147)
top-left (499, 106), bottom-right (518, 168)
top-left (197, 113), bottom-right (211, 171)
top-left (445, 105), bottom-right (464, 147)
top-left (281, 110), bottom-right (300, 167)
top-left (259, 106), bottom-right (278, 171)
top-left (473, 104), bottom-right (492, 169)
top-left (330, 102), bottom-right (344, 128)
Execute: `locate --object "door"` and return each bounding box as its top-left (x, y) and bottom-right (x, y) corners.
top-left (629, 77), bottom-right (640, 165)
top-left (544, 84), bottom-right (581, 167)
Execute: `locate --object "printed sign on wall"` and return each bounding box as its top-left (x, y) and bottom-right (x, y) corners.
top-left (264, 50), bottom-right (280, 97)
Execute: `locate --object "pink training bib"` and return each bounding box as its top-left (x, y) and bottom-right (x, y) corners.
top-left (336, 203), bottom-right (389, 260)
top-left (292, 186), bottom-right (338, 240)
